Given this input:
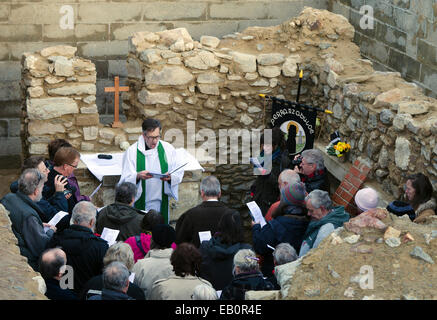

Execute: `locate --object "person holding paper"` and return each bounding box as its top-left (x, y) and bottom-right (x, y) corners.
top-left (118, 118), bottom-right (184, 224)
top-left (47, 201), bottom-right (108, 294)
top-left (252, 182), bottom-right (309, 277)
top-left (175, 176), bottom-right (241, 248)
top-left (1, 169), bottom-right (57, 271)
top-left (250, 127), bottom-right (291, 216)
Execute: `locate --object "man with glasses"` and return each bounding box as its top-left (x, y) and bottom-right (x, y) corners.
top-left (1, 169), bottom-right (57, 271)
top-left (119, 118), bottom-right (184, 224)
top-left (292, 149), bottom-right (330, 194)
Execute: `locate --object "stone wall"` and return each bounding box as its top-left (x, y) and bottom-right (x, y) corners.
top-left (0, 0), bottom-right (328, 168)
top-left (329, 0), bottom-right (437, 98)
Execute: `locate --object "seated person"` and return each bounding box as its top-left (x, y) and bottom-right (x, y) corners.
top-left (271, 243), bottom-right (298, 289)
top-left (265, 169), bottom-right (301, 221)
top-left (88, 262), bottom-right (134, 300)
top-left (148, 243), bottom-right (213, 300)
top-left (403, 173), bottom-right (435, 223)
top-left (252, 182), bottom-right (308, 277)
top-left (39, 248), bottom-right (78, 300)
top-left (354, 187), bottom-right (379, 214)
top-left (81, 242), bottom-right (144, 300)
top-left (199, 212), bottom-right (252, 291)
top-left (132, 224), bottom-right (176, 299)
top-left (96, 182), bottom-right (145, 241)
top-left (175, 175), bottom-right (240, 247)
top-left (299, 190), bottom-right (350, 257)
top-left (10, 156), bottom-right (68, 222)
top-left (43, 147), bottom-right (88, 213)
top-left (251, 127), bottom-right (291, 216)
top-left (293, 149), bottom-right (329, 194)
top-left (125, 209), bottom-right (177, 263)
top-left (220, 249), bottom-right (275, 300)
top-left (47, 201), bottom-right (108, 294)
top-left (1, 169), bottom-right (57, 271)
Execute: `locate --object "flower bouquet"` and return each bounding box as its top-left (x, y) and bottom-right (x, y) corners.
top-left (326, 131), bottom-right (351, 160)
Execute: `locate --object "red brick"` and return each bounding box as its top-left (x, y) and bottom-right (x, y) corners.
top-left (339, 189), bottom-right (354, 202)
top-left (354, 159), bottom-right (360, 167)
top-left (347, 175), bottom-right (363, 189)
top-left (350, 166), bottom-right (361, 177)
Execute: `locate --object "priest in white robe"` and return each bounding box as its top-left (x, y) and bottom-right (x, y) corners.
top-left (118, 119), bottom-right (184, 224)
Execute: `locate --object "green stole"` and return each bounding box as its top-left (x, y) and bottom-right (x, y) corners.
top-left (134, 141), bottom-right (169, 224)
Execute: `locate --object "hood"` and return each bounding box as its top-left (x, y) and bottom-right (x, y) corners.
top-left (203, 237), bottom-right (251, 261)
top-left (10, 181), bottom-right (18, 193)
top-left (305, 206), bottom-right (350, 237)
top-left (416, 198), bottom-right (437, 216)
top-left (103, 203), bottom-right (142, 224)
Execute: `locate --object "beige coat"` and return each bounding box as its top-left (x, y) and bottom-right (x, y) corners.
top-left (148, 275), bottom-right (213, 300)
top-left (132, 248), bottom-right (174, 299)
top-left (413, 198), bottom-right (436, 224)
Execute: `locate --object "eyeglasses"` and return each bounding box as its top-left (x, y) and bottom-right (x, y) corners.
top-left (66, 163), bottom-right (78, 169)
top-left (144, 134), bottom-right (161, 141)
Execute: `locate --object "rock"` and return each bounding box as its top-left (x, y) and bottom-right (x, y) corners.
top-left (344, 235), bottom-right (360, 244)
top-left (80, 104), bottom-right (98, 114)
top-left (248, 106), bottom-right (262, 113)
top-left (350, 244), bottom-right (373, 254)
top-left (170, 38), bottom-right (185, 52)
top-left (47, 84), bottom-right (96, 96)
top-left (99, 128), bottom-right (115, 141)
top-left (380, 109), bottom-right (394, 124)
top-left (200, 36), bottom-right (220, 48)
top-left (282, 55), bottom-right (301, 77)
top-left (324, 58), bottom-right (344, 74)
top-left (385, 237), bottom-right (401, 248)
top-left (402, 233), bottom-right (414, 243)
top-left (197, 84), bottom-right (220, 95)
top-left (230, 51), bottom-right (257, 73)
top-left (155, 28), bottom-right (193, 46)
top-left (81, 142), bottom-right (95, 151)
top-left (373, 88), bottom-right (402, 108)
top-left (327, 70), bottom-right (338, 88)
top-left (52, 56), bottom-right (74, 77)
top-left (344, 209), bottom-right (388, 234)
top-left (240, 114), bottom-right (253, 126)
top-left (330, 233), bottom-right (344, 245)
top-left (344, 287), bottom-right (355, 298)
top-left (168, 57), bottom-right (182, 65)
top-left (28, 121), bottom-right (65, 135)
top-left (83, 126), bottom-right (98, 140)
top-left (327, 264), bottom-right (340, 278)
top-left (409, 246), bottom-right (434, 264)
top-left (384, 227), bottom-right (401, 240)
top-left (40, 45), bottom-right (77, 58)
top-left (256, 53), bottom-right (285, 66)
top-left (138, 89), bottom-right (171, 105)
top-left (333, 102), bottom-right (342, 119)
top-left (184, 51), bottom-right (220, 70)
top-left (398, 101), bottom-right (430, 115)
top-left (395, 137), bottom-right (411, 170)
top-left (197, 72), bottom-right (222, 84)
top-left (127, 58), bottom-right (142, 80)
top-left (250, 78), bottom-right (269, 87)
top-left (393, 113), bottom-right (413, 131)
top-left (29, 143), bottom-right (48, 155)
top-left (258, 66), bottom-right (281, 78)
top-left (245, 73), bottom-right (258, 81)
top-left (139, 49), bottom-right (162, 64)
top-left (378, 146), bottom-right (389, 168)
top-left (28, 86), bottom-right (44, 98)
top-left (120, 141), bottom-right (130, 151)
top-left (304, 285), bottom-right (320, 297)
top-left (27, 97), bottom-right (78, 120)
top-left (145, 66), bottom-right (193, 86)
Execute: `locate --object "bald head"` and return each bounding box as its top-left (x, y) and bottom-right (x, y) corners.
top-left (39, 248), bottom-right (67, 280)
top-left (278, 169), bottom-right (300, 189)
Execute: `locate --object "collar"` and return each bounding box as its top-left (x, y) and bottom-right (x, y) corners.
top-left (302, 169), bottom-right (325, 181)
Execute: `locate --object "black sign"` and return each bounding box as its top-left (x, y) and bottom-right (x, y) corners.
top-left (270, 99), bottom-right (317, 155)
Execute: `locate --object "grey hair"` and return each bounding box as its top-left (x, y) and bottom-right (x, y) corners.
top-left (102, 261), bottom-right (130, 292)
top-left (103, 242), bottom-right (134, 271)
top-left (192, 284), bottom-right (218, 300)
top-left (200, 175), bottom-right (221, 197)
top-left (301, 149), bottom-right (325, 170)
top-left (233, 249), bottom-right (259, 275)
top-left (279, 169), bottom-right (301, 185)
top-left (305, 190), bottom-right (333, 211)
top-left (18, 168), bottom-right (45, 196)
top-left (70, 201), bottom-right (96, 226)
top-left (273, 243), bottom-right (298, 266)
top-left (115, 182), bottom-right (136, 205)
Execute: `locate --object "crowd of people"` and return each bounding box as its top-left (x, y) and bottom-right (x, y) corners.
top-left (1, 118), bottom-right (435, 301)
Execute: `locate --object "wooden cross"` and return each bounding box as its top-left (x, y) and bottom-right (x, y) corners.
top-left (104, 76), bottom-right (129, 128)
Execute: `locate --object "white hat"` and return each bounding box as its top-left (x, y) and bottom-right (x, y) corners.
top-left (354, 188), bottom-right (379, 212)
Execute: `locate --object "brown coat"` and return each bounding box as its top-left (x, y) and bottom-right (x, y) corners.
top-left (413, 198), bottom-right (436, 224)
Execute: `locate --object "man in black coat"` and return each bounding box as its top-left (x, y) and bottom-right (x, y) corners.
top-left (293, 149), bottom-right (330, 194)
top-left (175, 176), bottom-right (241, 248)
top-left (47, 201), bottom-right (108, 294)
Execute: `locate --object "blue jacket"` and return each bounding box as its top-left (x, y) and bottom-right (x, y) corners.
top-left (252, 212), bottom-right (308, 276)
top-left (10, 180), bottom-right (68, 222)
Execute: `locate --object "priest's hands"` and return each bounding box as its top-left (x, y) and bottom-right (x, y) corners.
top-left (137, 170), bottom-right (153, 181)
top-left (160, 173), bottom-right (171, 182)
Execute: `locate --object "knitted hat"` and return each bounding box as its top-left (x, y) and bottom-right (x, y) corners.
top-left (386, 201), bottom-right (415, 221)
top-left (354, 188), bottom-right (379, 212)
top-left (151, 224), bottom-right (175, 248)
top-left (280, 182), bottom-right (306, 207)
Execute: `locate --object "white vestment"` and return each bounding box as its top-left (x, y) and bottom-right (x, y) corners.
top-left (119, 136), bottom-right (184, 221)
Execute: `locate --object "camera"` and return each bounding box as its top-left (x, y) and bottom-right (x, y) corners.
top-left (291, 155), bottom-right (302, 168)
